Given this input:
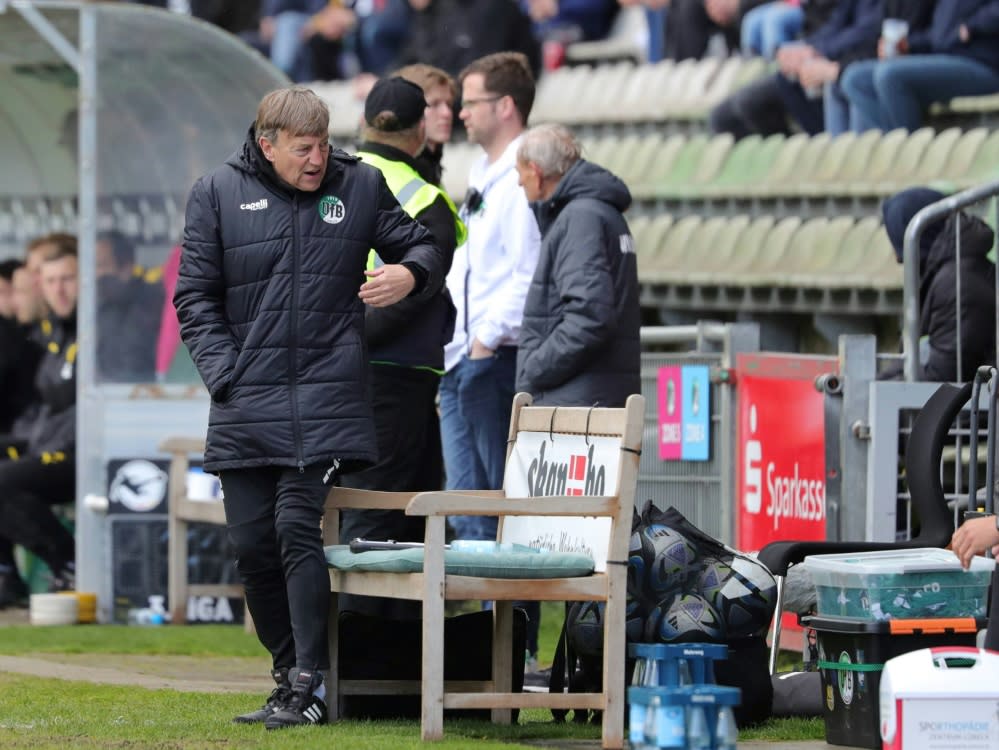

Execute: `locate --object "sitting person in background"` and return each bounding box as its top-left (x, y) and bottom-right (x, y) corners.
top-left (395, 0), bottom-right (541, 78)
top-left (0, 237), bottom-right (79, 596)
top-left (821, 0), bottom-right (936, 134)
top-left (708, 0), bottom-right (864, 138)
top-left (662, 0), bottom-right (769, 61)
top-left (841, 0), bottom-right (999, 132)
top-left (881, 187), bottom-right (997, 383)
top-left (96, 231), bottom-right (163, 383)
top-left (395, 63), bottom-right (457, 186)
top-left (521, 0), bottom-right (620, 68)
top-left (740, 0), bottom-right (805, 60)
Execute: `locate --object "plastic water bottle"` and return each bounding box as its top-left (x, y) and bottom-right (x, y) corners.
top-left (642, 694), bottom-right (659, 750)
top-left (655, 702), bottom-right (686, 748)
top-left (686, 705), bottom-right (711, 750)
top-left (715, 705), bottom-right (738, 750)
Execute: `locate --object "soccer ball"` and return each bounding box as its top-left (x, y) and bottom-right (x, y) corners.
top-left (628, 528), bottom-right (655, 602)
top-left (642, 523), bottom-right (699, 599)
top-left (695, 556), bottom-right (732, 609)
top-left (715, 555), bottom-right (778, 638)
top-left (644, 592), bottom-right (725, 644)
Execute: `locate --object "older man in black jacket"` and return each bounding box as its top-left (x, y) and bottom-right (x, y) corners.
top-left (514, 123), bottom-right (641, 408)
top-left (174, 86), bottom-right (443, 730)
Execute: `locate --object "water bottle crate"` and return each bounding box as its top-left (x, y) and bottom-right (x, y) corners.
top-left (628, 684), bottom-right (741, 750)
top-left (629, 642), bottom-right (729, 687)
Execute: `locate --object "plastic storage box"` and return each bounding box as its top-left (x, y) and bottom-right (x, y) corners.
top-left (803, 614), bottom-right (982, 749)
top-left (801, 548), bottom-right (993, 621)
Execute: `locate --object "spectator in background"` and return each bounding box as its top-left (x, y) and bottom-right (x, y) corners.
top-left (618, 0), bottom-right (670, 62)
top-left (709, 0), bottom-right (876, 138)
top-left (132, 0), bottom-right (262, 34)
top-left (0, 239), bottom-right (79, 599)
top-left (396, 63), bottom-right (458, 186)
top-left (338, 77), bottom-right (464, 619)
top-left (822, 0), bottom-right (936, 134)
top-left (841, 0), bottom-right (999, 132)
top-left (11, 264), bottom-right (46, 330)
top-left (0, 260), bottom-right (16, 322)
top-left (514, 123), bottom-right (640, 407)
top-left (881, 187), bottom-right (996, 383)
top-left (395, 0), bottom-right (541, 79)
top-left (741, 1), bottom-right (808, 60)
top-left (522, 0), bottom-right (620, 68)
top-left (95, 231), bottom-right (163, 383)
top-left (662, 0), bottom-right (769, 61)
top-left (0, 260), bottom-right (41, 435)
top-left (243, 1), bottom-right (411, 81)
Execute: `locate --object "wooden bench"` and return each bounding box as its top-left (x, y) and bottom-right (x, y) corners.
top-left (322, 393), bottom-right (645, 748)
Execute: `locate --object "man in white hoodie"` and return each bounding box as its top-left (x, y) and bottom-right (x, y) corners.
top-left (442, 51), bottom-right (541, 541)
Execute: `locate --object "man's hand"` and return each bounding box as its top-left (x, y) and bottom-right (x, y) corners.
top-left (469, 338), bottom-right (495, 359)
top-left (959, 24), bottom-right (971, 43)
top-left (776, 43), bottom-right (816, 77)
top-left (359, 265), bottom-right (415, 307)
top-left (950, 514), bottom-right (999, 569)
top-left (799, 58), bottom-right (839, 89)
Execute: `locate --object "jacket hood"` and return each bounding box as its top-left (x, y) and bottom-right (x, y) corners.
top-left (882, 186), bottom-right (946, 265)
top-left (225, 123), bottom-right (344, 194)
top-left (534, 159), bottom-right (632, 230)
top-left (923, 211), bottom-right (995, 281)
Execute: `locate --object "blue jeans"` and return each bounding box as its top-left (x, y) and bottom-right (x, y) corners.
top-left (823, 79), bottom-right (877, 135)
top-left (270, 11), bottom-right (312, 81)
top-left (740, 2), bottom-right (803, 60)
top-left (841, 55), bottom-right (999, 132)
top-left (439, 347), bottom-right (517, 540)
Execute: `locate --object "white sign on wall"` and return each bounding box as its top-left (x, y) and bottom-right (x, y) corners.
top-left (501, 432), bottom-right (621, 572)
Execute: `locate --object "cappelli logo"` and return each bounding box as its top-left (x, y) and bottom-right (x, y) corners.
top-left (319, 195), bottom-right (346, 224)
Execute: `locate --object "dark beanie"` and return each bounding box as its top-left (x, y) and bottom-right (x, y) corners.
top-left (364, 76), bottom-right (426, 131)
top-left (882, 187), bottom-right (946, 264)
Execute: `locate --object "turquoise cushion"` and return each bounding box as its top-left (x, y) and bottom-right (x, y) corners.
top-left (325, 543), bottom-right (595, 579)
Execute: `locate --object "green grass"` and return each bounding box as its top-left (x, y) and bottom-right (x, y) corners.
top-left (0, 612), bottom-right (824, 747)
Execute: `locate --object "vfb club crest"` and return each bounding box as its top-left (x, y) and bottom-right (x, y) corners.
top-left (319, 195), bottom-right (346, 224)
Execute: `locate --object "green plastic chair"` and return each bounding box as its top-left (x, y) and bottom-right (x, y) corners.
top-left (642, 214), bottom-right (703, 281)
top-left (713, 215), bottom-right (778, 285)
top-left (619, 132), bottom-right (666, 195)
top-left (757, 133), bottom-right (828, 197)
top-left (951, 128), bottom-right (999, 188)
top-left (849, 129), bottom-right (908, 196)
top-left (636, 134), bottom-right (688, 196)
top-left (931, 126), bottom-right (988, 188)
top-left (789, 215), bottom-right (856, 288)
top-left (741, 215), bottom-right (804, 286)
top-left (682, 215), bottom-right (752, 283)
top-left (826, 216), bottom-right (885, 289)
top-left (659, 133), bottom-right (734, 199)
top-left (667, 215), bottom-right (732, 283)
top-left (863, 127), bottom-right (935, 195)
top-left (805, 130), bottom-right (880, 196)
top-left (882, 127), bottom-right (962, 192)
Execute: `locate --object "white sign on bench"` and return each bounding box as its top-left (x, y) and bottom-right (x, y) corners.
top-left (501, 431), bottom-right (622, 572)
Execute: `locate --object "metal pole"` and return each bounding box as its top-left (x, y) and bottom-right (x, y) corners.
top-left (902, 180), bottom-right (999, 381)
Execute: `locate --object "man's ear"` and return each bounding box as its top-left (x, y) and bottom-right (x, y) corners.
top-left (258, 136), bottom-right (275, 162)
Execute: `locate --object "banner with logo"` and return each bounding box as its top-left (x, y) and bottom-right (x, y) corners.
top-left (502, 432), bottom-right (621, 572)
top-left (657, 365), bottom-right (711, 461)
top-left (735, 364), bottom-right (828, 552)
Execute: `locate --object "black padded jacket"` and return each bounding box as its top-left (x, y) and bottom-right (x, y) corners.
top-left (175, 128), bottom-right (443, 472)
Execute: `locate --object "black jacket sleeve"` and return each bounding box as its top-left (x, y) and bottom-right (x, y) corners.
top-left (173, 177), bottom-right (240, 401)
top-left (366, 194), bottom-right (457, 348)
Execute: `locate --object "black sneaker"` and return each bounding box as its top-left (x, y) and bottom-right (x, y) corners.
top-left (233, 668), bottom-right (291, 724)
top-left (0, 569), bottom-right (29, 609)
top-left (264, 667), bottom-right (328, 729)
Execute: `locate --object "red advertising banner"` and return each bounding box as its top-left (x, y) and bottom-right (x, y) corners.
top-left (735, 355), bottom-right (834, 639)
top-left (735, 359), bottom-right (831, 552)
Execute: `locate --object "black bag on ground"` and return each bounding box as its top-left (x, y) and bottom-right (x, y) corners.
top-left (338, 608), bottom-right (527, 719)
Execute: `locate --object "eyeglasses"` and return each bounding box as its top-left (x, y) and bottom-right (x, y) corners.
top-left (461, 95), bottom-right (502, 109)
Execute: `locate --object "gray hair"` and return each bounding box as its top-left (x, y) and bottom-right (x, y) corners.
top-left (517, 123), bottom-right (581, 179)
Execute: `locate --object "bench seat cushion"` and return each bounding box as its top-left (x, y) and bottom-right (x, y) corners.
top-left (325, 543), bottom-right (595, 579)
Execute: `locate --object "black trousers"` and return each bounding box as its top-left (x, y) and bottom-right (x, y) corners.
top-left (338, 365), bottom-right (442, 619)
top-left (665, 0), bottom-right (740, 61)
top-left (0, 453), bottom-right (75, 575)
top-left (709, 73), bottom-right (791, 139)
top-left (219, 464), bottom-right (332, 672)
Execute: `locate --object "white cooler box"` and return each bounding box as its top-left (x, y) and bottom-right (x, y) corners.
top-left (880, 646), bottom-right (999, 750)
